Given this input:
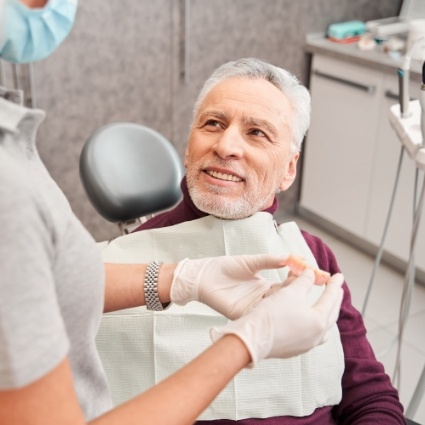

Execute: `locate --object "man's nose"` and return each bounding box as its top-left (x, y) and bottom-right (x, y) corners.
top-left (212, 127), bottom-right (244, 159)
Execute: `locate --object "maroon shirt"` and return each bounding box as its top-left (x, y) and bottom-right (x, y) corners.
top-left (134, 178), bottom-right (406, 424)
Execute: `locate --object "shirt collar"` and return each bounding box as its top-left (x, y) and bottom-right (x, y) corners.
top-left (0, 86), bottom-right (45, 134)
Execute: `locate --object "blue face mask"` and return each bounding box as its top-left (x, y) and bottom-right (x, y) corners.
top-left (0, 0), bottom-right (78, 64)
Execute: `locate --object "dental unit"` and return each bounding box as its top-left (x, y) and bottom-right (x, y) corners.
top-left (362, 37), bottom-right (425, 421)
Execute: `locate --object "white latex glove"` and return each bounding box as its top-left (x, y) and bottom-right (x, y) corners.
top-left (171, 254), bottom-right (286, 319)
top-left (210, 269), bottom-right (344, 365)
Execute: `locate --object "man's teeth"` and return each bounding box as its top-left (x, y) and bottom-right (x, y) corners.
top-left (206, 170), bottom-right (242, 182)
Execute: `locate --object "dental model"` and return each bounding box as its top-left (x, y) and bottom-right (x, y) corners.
top-left (284, 255), bottom-right (331, 285)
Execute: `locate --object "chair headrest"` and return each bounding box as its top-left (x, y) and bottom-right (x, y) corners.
top-left (80, 122), bottom-right (183, 223)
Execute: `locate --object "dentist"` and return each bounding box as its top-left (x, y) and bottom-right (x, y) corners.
top-left (0, 1), bottom-right (344, 424)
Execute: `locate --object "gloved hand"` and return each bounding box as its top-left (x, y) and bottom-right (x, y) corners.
top-left (210, 269), bottom-right (344, 365)
top-left (171, 254), bottom-right (286, 319)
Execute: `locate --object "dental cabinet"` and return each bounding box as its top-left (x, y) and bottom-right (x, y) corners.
top-left (299, 34), bottom-right (425, 281)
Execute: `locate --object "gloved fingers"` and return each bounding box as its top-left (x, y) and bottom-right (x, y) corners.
top-left (238, 253), bottom-right (289, 274)
top-left (281, 268), bottom-right (316, 296)
top-left (314, 269), bottom-right (331, 285)
top-left (279, 255), bottom-right (331, 285)
top-left (319, 329), bottom-right (332, 345)
top-left (278, 270), bottom-right (299, 288)
top-left (326, 272), bottom-right (345, 287)
top-left (311, 273), bottom-right (344, 327)
top-left (264, 282), bottom-right (286, 296)
top-left (263, 268), bottom-right (314, 297)
top-left (264, 270), bottom-right (298, 295)
top-left (278, 254), bottom-right (307, 273)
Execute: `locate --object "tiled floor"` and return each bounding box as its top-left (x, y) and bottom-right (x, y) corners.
top-left (280, 213), bottom-right (425, 424)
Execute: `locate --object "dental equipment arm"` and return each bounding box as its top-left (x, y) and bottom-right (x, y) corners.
top-left (397, 36), bottom-right (425, 119)
top-left (420, 60), bottom-right (425, 139)
top-left (398, 57), bottom-right (411, 118)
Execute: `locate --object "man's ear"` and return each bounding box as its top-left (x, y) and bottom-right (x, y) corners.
top-left (279, 152), bottom-right (299, 192)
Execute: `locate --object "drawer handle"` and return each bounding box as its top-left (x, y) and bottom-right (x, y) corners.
top-left (385, 90), bottom-right (400, 100)
top-left (384, 90), bottom-right (416, 101)
top-left (313, 70), bottom-right (376, 94)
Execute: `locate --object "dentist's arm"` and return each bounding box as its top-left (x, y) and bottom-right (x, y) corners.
top-left (0, 335), bottom-right (250, 425)
top-left (103, 254), bottom-right (331, 316)
top-left (103, 262), bottom-right (174, 313)
top-left (103, 254), bottom-right (285, 314)
top-left (0, 270), bottom-right (344, 425)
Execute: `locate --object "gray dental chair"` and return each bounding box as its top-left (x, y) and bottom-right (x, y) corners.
top-left (79, 122), bottom-right (183, 234)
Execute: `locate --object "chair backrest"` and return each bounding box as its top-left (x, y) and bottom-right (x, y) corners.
top-left (79, 122), bottom-right (183, 233)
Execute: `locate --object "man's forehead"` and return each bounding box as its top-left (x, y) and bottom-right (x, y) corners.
top-left (198, 77), bottom-right (290, 120)
top-left (206, 77), bottom-right (282, 100)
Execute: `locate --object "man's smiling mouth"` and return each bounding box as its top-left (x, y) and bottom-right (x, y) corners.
top-left (205, 170), bottom-right (243, 182)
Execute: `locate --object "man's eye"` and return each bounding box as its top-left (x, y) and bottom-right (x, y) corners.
top-left (205, 120), bottom-right (221, 128)
top-left (250, 129), bottom-right (267, 137)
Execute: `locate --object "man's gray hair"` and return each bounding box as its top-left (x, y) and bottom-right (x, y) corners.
top-left (192, 58), bottom-right (311, 152)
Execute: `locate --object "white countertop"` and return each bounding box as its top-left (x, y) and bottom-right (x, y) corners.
top-left (305, 33), bottom-right (422, 82)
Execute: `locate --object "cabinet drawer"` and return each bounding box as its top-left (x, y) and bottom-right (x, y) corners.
top-left (301, 55), bottom-right (383, 236)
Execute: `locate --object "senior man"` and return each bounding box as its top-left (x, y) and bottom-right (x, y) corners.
top-left (97, 58), bottom-right (405, 424)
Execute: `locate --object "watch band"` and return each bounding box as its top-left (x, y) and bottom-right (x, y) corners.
top-left (144, 261), bottom-right (165, 311)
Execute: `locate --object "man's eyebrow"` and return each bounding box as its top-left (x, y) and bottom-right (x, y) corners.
top-left (198, 111), bottom-right (229, 121)
top-left (243, 117), bottom-right (278, 137)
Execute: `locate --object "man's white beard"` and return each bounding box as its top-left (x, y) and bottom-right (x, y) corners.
top-left (187, 181), bottom-right (272, 220)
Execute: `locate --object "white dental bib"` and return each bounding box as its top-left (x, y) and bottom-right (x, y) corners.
top-left (97, 212), bottom-right (344, 420)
